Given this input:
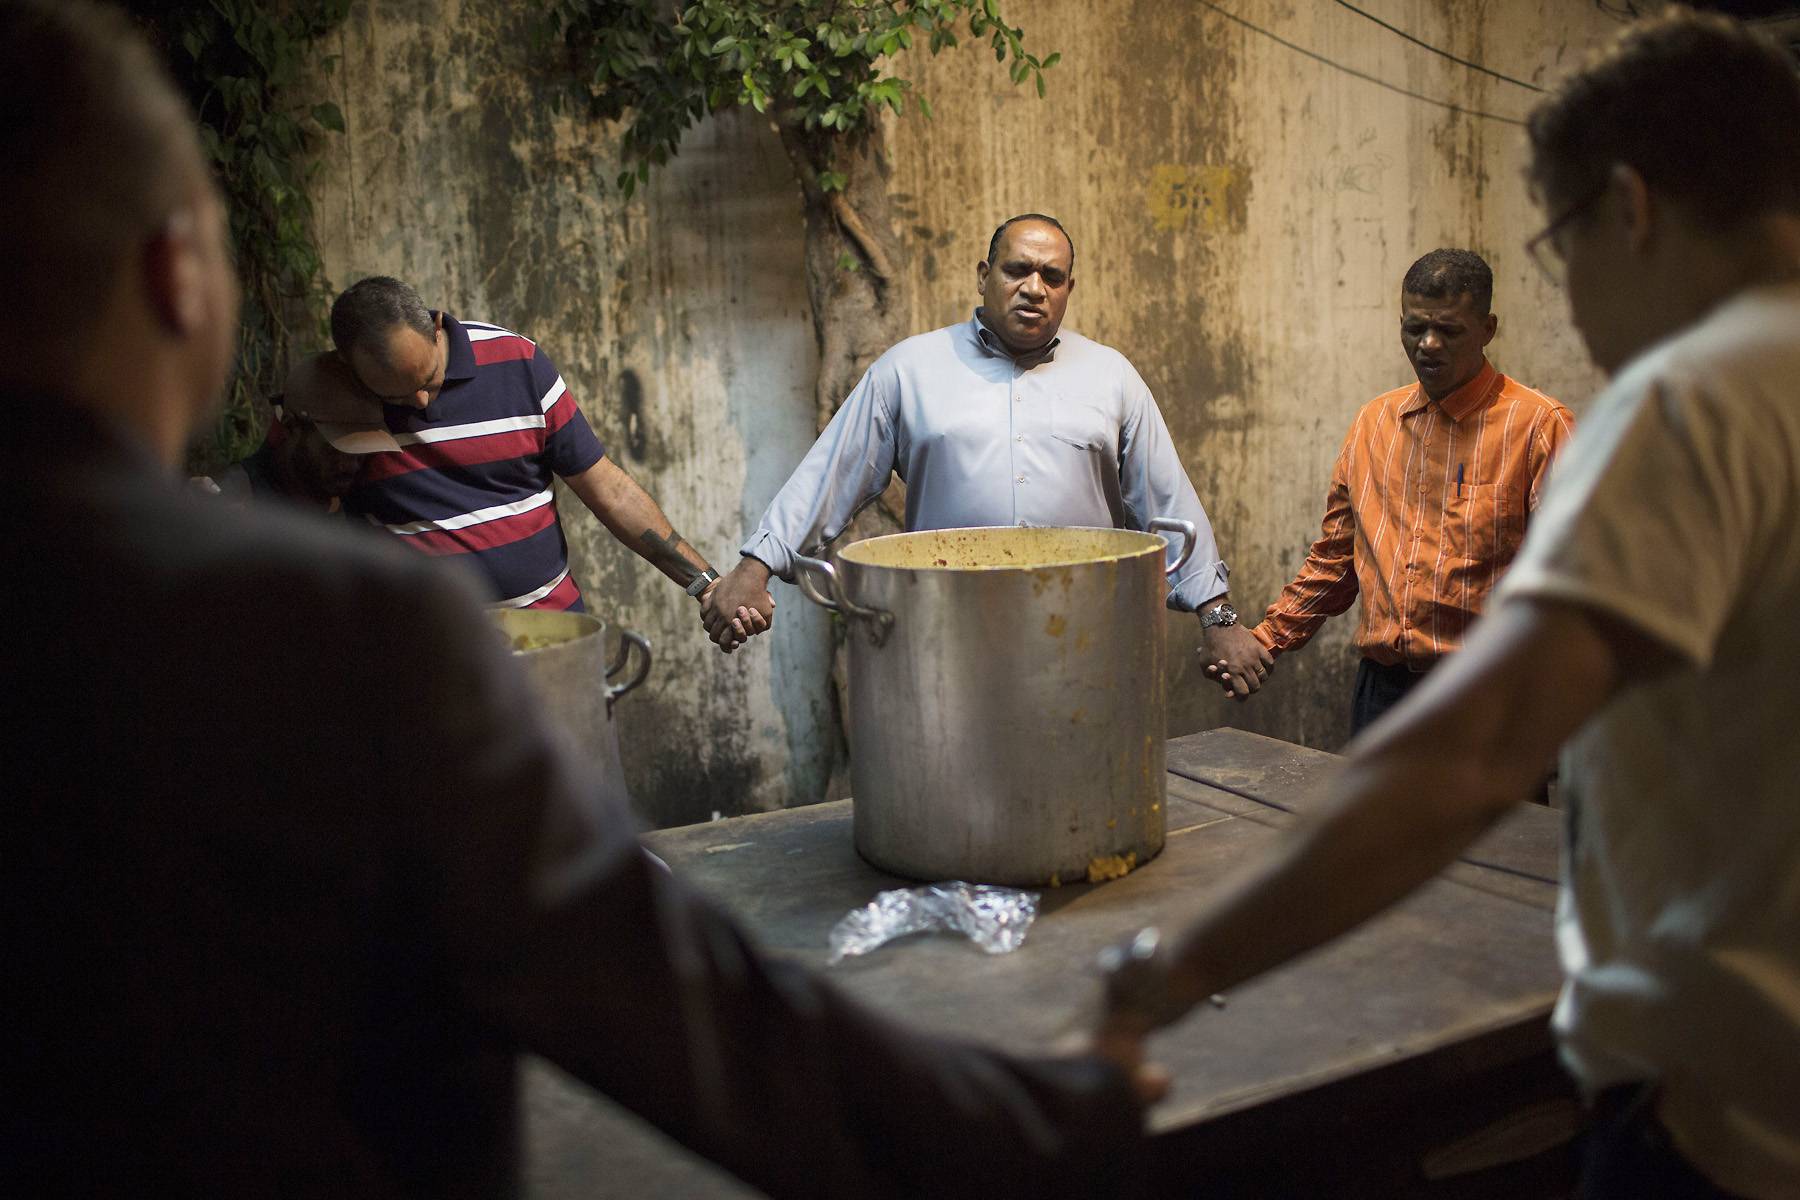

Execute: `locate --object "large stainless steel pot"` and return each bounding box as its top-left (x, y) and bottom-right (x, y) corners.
top-left (793, 521), bottom-right (1194, 886)
top-left (488, 609), bottom-right (651, 810)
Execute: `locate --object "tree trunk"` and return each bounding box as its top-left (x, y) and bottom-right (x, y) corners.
top-left (774, 113), bottom-right (911, 801)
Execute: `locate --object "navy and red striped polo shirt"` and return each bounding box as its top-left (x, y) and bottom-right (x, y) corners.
top-left (346, 314), bottom-right (605, 611)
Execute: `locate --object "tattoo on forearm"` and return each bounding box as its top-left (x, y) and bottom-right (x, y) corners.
top-left (641, 526), bottom-right (702, 586)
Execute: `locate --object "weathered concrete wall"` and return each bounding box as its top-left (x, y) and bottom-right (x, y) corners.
top-left (882, 0), bottom-right (1616, 750)
top-left (302, 0), bottom-right (1621, 822)
top-left (305, 3), bottom-right (837, 822)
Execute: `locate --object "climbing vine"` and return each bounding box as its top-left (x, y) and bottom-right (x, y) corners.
top-left (536, 0), bottom-right (1057, 201)
top-left (135, 0), bottom-right (352, 472)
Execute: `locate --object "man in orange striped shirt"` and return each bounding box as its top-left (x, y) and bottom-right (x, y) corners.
top-left (1215, 250), bottom-right (1574, 734)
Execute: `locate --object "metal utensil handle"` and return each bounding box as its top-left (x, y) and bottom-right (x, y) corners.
top-left (604, 630), bottom-right (652, 702)
top-left (793, 554), bottom-right (841, 612)
top-left (1149, 517), bottom-right (1198, 578)
top-left (792, 552), bottom-right (896, 647)
top-left (604, 636), bottom-right (630, 679)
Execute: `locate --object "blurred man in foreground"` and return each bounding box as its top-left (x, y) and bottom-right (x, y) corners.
top-left (1097, 11), bottom-right (1800, 1199)
top-left (0, 2), bottom-right (1149, 1195)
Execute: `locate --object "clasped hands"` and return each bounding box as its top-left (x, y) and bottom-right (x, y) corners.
top-left (1060, 927), bottom-right (1186, 1108)
top-left (1200, 621), bottom-right (1276, 700)
top-left (699, 558), bottom-right (776, 654)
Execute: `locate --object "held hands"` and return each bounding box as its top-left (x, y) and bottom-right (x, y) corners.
top-left (700, 558), bottom-right (776, 654)
top-left (1063, 929), bottom-right (1178, 1107)
top-left (1201, 623), bottom-right (1275, 700)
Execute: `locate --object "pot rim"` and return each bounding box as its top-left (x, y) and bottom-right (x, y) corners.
top-left (487, 607), bottom-right (607, 654)
top-left (838, 524), bottom-right (1169, 574)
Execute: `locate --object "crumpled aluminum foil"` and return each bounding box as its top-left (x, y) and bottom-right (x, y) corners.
top-left (827, 882), bottom-right (1039, 963)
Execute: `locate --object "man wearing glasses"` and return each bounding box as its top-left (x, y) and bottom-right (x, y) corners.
top-left (1208, 249), bottom-right (1573, 736)
top-left (1093, 11), bottom-right (1800, 1198)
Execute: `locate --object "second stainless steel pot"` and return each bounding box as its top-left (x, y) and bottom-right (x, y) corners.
top-left (488, 608), bottom-right (651, 811)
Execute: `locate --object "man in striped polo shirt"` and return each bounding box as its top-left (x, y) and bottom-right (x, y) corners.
top-left (332, 276), bottom-right (757, 630)
top-left (1210, 250), bottom-right (1574, 734)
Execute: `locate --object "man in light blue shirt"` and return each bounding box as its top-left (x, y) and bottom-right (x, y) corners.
top-left (704, 214), bottom-right (1271, 684)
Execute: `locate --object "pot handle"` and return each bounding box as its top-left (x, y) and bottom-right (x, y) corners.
top-left (604, 629), bottom-right (653, 703)
top-left (1149, 517), bottom-right (1198, 578)
top-left (793, 553), bottom-right (841, 612)
top-left (792, 553), bottom-right (895, 647)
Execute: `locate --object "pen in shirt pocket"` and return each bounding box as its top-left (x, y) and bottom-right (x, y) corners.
top-left (1457, 463), bottom-right (1464, 497)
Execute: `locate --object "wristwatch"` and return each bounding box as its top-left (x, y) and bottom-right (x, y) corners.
top-left (685, 567), bottom-right (721, 598)
top-left (1096, 927), bottom-right (1189, 1035)
top-left (1199, 602), bottom-right (1239, 629)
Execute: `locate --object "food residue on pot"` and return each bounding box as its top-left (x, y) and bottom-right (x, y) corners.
top-left (1086, 852), bottom-right (1138, 883)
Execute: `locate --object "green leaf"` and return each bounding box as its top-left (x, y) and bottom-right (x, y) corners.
top-left (918, 94), bottom-right (934, 119)
top-left (1042, 51), bottom-right (1060, 69)
top-left (310, 101), bottom-right (345, 133)
top-left (1035, 72), bottom-right (1045, 98)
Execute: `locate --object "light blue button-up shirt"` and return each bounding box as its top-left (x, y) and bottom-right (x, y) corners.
top-left (741, 313), bottom-right (1230, 611)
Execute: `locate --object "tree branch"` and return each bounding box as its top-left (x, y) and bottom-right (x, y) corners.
top-left (829, 191), bottom-right (894, 284)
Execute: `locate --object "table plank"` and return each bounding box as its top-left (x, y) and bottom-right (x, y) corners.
top-left (1170, 728), bottom-right (1564, 897)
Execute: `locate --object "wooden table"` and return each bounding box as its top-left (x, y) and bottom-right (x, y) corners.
top-left (523, 729), bottom-right (1578, 1200)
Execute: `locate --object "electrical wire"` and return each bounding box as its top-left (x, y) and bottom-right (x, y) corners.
top-left (1192, 0), bottom-right (1526, 127)
top-left (1331, 0), bottom-right (1546, 92)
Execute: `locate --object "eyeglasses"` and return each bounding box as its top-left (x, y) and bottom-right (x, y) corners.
top-left (1525, 183), bottom-right (1606, 286)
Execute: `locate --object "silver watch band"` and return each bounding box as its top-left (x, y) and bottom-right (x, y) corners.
top-left (1199, 601), bottom-right (1238, 629)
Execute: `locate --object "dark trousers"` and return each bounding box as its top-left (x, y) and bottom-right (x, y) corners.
top-left (1349, 657), bottom-right (1430, 737)
top-left (1351, 657), bottom-right (1553, 803)
top-left (1580, 1084), bottom-right (1746, 1199)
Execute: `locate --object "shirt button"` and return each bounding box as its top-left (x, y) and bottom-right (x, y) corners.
top-left (1014, 395), bottom-right (1022, 403)
top-left (1017, 475), bottom-right (1026, 484)
top-left (1015, 434), bottom-right (1024, 442)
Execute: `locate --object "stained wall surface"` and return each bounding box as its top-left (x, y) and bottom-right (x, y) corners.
top-left (304, 0), bottom-right (1621, 819)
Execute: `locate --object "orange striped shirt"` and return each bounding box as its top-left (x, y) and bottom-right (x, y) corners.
top-left (1252, 360), bottom-right (1574, 669)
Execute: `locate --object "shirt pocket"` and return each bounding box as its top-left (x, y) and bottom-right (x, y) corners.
top-left (1441, 482), bottom-right (1500, 567)
top-left (1050, 395), bottom-right (1115, 455)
